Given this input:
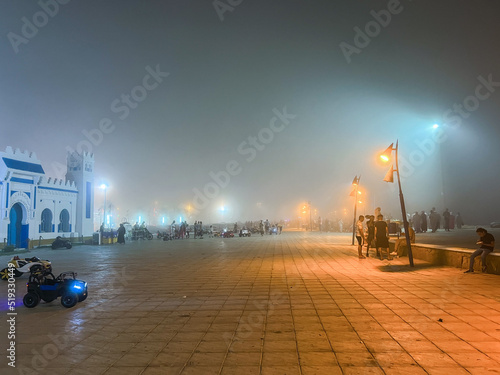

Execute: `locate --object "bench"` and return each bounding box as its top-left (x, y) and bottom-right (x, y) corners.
top-left (390, 242), bottom-right (500, 274)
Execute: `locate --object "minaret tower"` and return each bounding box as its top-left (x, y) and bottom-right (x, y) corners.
top-left (66, 151), bottom-right (94, 236)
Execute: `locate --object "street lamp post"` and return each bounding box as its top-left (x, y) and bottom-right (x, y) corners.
top-left (381, 141), bottom-right (414, 267)
top-left (351, 176), bottom-right (360, 246)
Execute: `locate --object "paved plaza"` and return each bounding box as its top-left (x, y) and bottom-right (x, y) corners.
top-left (1, 232), bottom-right (500, 375)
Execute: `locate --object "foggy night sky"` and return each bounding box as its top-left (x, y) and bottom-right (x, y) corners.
top-left (1, 0), bottom-right (500, 225)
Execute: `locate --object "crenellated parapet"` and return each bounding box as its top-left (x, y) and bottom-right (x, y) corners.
top-left (0, 146), bottom-right (45, 176)
top-left (37, 176), bottom-right (77, 196)
top-left (4, 146), bottom-right (41, 162)
top-left (38, 176), bottom-right (77, 189)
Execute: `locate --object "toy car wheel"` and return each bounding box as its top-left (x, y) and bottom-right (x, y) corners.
top-left (61, 292), bottom-right (78, 308)
top-left (30, 264), bottom-right (43, 274)
top-left (23, 292), bottom-right (40, 308)
top-left (1, 268), bottom-right (23, 280)
top-left (66, 243), bottom-right (72, 249)
top-left (0, 268), bottom-right (9, 280)
top-left (147, 233), bottom-right (153, 240)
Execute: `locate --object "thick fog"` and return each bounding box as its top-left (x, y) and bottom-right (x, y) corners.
top-left (2, 0), bottom-right (500, 227)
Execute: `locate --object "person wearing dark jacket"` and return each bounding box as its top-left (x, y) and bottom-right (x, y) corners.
top-left (420, 211), bottom-right (428, 232)
top-left (465, 228), bottom-right (495, 273)
top-left (117, 223), bottom-right (126, 244)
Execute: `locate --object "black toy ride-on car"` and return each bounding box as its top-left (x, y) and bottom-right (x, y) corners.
top-left (23, 270), bottom-right (88, 308)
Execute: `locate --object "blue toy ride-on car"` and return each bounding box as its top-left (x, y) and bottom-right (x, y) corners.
top-left (23, 270), bottom-right (88, 308)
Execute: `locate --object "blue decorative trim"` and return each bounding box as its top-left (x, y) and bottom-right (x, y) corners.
top-left (10, 190), bottom-right (16, 196)
top-left (2, 158), bottom-right (45, 174)
top-left (38, 186), bottom-right (77, 194)
top-left (86, 181), bottom-right (92, 219)
top-left (70, 224), bottom-right (72, 232)
top-left (34, 188), bottom-right (36, 209)
top-left (5, 183), bottom-right (9, 208)
top-left (10, 177), bottom-right (33, 184)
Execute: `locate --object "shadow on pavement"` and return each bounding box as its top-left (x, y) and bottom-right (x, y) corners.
top-left (377, 263), bottom-right (441, 273)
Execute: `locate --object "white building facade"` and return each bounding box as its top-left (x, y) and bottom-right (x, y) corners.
top-left (0, 147), bottom-right (94, 248)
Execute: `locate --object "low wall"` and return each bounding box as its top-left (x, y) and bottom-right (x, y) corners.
top-left (397, 242), bottom-right (500, 275)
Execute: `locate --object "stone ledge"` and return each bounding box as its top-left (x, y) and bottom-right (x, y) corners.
top-left (395, 242), bottom-right (499, 274)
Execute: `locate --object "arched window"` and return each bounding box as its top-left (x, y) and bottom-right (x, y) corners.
top-left (41, 209), bottom-right (53, 233)
top-left (59, 209), bottom-right (70, 233)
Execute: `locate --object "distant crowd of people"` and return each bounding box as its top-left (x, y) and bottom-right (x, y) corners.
top-left (410, 208), bottom-right (464, 233)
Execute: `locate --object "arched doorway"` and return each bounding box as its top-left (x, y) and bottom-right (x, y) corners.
top-left (8, 203), bottom-right (29, 248)
top-left (41, 209), bottom-right (53, 233)
top-left (59, 209), bottom-right (70, 233)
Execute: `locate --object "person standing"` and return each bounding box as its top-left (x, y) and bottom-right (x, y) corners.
top-left (198, 221), bottom-right (203, 238)
top-left (117, 223), bottom-right (126, 244)
top-left (355, 215), bottom-right (365, 259)
top-left (374, 214), bottom-right (392, 260)
top-left (365, 215), bottom-right (375, 257)
top-left (464, 228), bottom-right (495, 273)
top-left (430, 208), bottom-right (439, 233)
top-left (420, 211), bottom-right (428, 233)
top-left (456, 212), bottom-right (464, 229)
top-left (443, 208), bottom-right (451, 231)
top-left (412, 212), bottom-right (421, 233)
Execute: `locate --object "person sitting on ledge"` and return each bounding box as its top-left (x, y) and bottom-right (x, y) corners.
top-left (465, 228), bottom-right (495, 273)
top-left (392, 226), bottom-right (416, 257)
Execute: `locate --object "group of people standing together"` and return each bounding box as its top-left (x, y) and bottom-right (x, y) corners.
top-left (355, 213), bottom-right (393, 261)
top-left (169, 220), bottom-right (205, 239)
top-left (411, 208), bottom-right (464, 233)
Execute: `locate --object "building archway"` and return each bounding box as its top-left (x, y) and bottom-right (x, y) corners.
top-left (41, 208), bottom-right (53, 233)
top-left (8, 203), bottom-right (29, 248)
top-left (59, 209), bottom-right (70, 233)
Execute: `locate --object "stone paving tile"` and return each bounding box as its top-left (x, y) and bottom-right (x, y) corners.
top-left (4, 232), bottom-right (500, 374)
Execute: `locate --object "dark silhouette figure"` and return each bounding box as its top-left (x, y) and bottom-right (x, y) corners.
top-left (412, 212), bottom-right (421, 233)
top-left (443, 208), bottom-right (451, 231)
top-left (420, 211), bottom-right (428, 232)
top-left (117, 224), bottom-right (126, 244)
